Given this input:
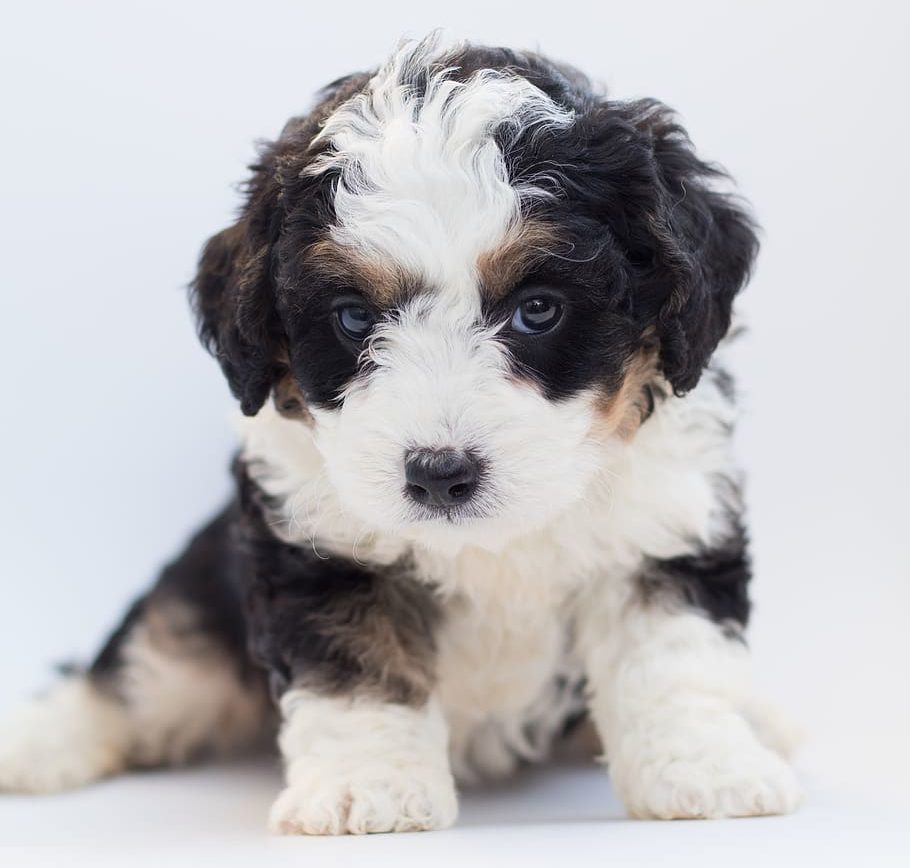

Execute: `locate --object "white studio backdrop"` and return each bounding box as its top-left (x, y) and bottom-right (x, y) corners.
top-left (0, 0), bottom-right (908, 837)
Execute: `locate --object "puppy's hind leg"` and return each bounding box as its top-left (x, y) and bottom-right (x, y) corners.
top-left (0, 506), bottom-right (270, 794)
top-left (0, 670), bottom-right (133, 793)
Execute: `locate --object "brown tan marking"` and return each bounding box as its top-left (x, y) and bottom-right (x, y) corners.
top-left (477, 221), bottom-right (562, 301)
top-left (305, 238), bottom-right (412, 307)
top-left (593, 347), bottom-right (663, 442)
top-left (294, 568), bottom-right (440, 707)
top-left (273, 370), bottom-right (313, 424)
top-left (117, 599), bottom-right (271, 767)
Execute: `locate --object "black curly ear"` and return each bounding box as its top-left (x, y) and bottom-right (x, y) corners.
top-left (585, 100), bottom-right (759, 394)
top-left (645, 109), bottom-right (759, 393)
top-left (189, 160), bottom-right (285, 416)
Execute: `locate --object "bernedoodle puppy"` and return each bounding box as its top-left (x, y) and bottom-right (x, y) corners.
top-left (0, 34), bottom-right (800, 834)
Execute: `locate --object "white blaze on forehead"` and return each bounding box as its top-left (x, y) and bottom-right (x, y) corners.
top-left (308, 37), bottom-right (574, 292)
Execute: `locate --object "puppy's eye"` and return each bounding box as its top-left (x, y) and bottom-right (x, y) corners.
top-left (335, 304), bottom-right (376, 341)
top-left (511, 296), bottom-right (563, 335)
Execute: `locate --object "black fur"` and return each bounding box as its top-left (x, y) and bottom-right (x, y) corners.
top-left (190, 74), bottom-right (370, 414)
top-left (639, 506), bottom-right (752, 628)
top-left (90, 504), bottom-right (259, 689)
top-left (90, 463), bottom-right (441, 709)
top-left (489, 93), bottom-right (758, 400)
top-left (233, 461), bottom-right (441, 705)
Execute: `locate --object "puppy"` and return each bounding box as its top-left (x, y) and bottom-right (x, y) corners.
top-left (0, 35), bottom-right (800, 833)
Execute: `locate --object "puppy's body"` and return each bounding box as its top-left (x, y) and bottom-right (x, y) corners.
top-left (0, 36), bottom-right (800, 832)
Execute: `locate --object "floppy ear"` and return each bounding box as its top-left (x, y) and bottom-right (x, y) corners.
top-left (189, 159), bottom-right (286, 416)
top-left (586, 100), bottom-right (759, 394)
top-left (646, 106), bottom-right (759, 393)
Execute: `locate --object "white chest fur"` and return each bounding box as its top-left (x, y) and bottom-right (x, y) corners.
top-left (422, 545), bottom-right (586, 781)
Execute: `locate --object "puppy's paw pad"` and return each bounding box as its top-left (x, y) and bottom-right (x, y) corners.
top-left (623, 745), bottom-right (801, 820)
top-left (268, 767), bottom-right (458, 835)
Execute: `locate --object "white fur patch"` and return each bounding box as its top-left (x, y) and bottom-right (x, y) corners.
top-left (0, 677), bottom-right (130, 793)
top-left (437, 576), bottom-right (585, 782)
top-left (270, 690), bottom-right (457, 835)
top-left (310, 34), bottom-right (572, 291)
top-left (243, 362), bottom-right (738, 573)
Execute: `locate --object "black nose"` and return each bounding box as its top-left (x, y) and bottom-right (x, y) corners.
top-left (404, 449), bottom-right (480, 508)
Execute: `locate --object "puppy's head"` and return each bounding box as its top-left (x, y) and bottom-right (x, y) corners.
top-left (192, 36), bottom-right (758, 551)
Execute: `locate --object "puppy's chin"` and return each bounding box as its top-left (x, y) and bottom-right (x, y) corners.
top-left (398, 515), bottom-right (520, 557)
top-left (345, 493), bottom-right (581, 558)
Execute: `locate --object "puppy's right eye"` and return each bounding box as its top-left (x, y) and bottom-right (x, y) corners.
top-left (335, 304), bottom-right (376, 341)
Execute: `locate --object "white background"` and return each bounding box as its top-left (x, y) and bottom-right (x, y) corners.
top-left (1, 1), bottom-right (908, 865)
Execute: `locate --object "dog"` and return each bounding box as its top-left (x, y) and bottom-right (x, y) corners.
top-left (0, 34), bottom-right (800, 834)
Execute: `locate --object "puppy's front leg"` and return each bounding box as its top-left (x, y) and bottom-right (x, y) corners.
top-left (240, 496), bottom-right (455, 835)
top-left (269, 691), bottom-right (456, 835)
top-left (578, 574), bottom-right (800, 820)
top-left (256, 589), bottom-right (456, 835)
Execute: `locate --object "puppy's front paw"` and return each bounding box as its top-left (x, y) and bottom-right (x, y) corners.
top-left (616, 735), bottom-right (801, 820)
top-left (268, 764), bottom-right (458, 835)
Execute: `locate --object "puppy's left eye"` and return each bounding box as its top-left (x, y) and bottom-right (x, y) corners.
top-left (511, 296), bottom-right (563, 334)
top-left (335, 304), bottom-right (376, 341)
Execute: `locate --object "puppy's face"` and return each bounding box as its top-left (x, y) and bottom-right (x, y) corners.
top-left (296, 263), bottom-right (619, 552)
top-left (193, 39), bottom-right (757, 551)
